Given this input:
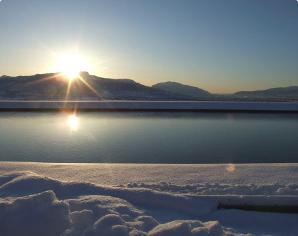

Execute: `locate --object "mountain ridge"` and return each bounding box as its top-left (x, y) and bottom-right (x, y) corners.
top-left (234, 86), bottom-right (298, 99)
top-left (0, 72), bottom-right (199, 100)
top-left (152, 81), bottom-right (210, 99)
top-left (0, 72), bottom-right (297, 101)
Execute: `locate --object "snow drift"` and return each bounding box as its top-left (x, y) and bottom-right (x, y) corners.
top-left (0, 172), bottom-right (247, 236)
top-left (1, 164), bottom-right (298, 235)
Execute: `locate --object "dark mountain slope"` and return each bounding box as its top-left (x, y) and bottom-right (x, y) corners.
top-left (152, 81), bottom-right (210, 99)
top-left (234, 86), bottom-right (298, 100)
top-left (0, 73), bottom-right (199, 100)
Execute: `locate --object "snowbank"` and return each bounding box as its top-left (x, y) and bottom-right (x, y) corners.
top-left (1, 162), bottom-right (298, 187)
top-left (1, 166), bottom-right (298, 236)
top-left (0, 172), bottom-right (239, 236)
top-left (125, 182), bottom-right (298, 196)
top-left (0, 190), bottom-right (70, 236)
top-left (0, 172), bottom-right (217, 217)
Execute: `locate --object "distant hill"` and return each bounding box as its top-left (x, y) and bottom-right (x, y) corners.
top-left (234, 86), bottom-right (298, 100)
top-left (1, 73), bottom-right (297, 101)
top-left (152, 81), bottom-right (210, 99)
top-left (0, 72), bottom-right (206, 100)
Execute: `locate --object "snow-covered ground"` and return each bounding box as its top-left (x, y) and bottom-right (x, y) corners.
top-left (1, 162), bottom-right (298, 236)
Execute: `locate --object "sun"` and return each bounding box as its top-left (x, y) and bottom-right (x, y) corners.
top-left (51, 51), bottom-right (101, 100)
top-left (54, 53), bottom-right (90, 80)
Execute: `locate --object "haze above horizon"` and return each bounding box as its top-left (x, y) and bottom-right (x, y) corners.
top-left (0, 0), bottom-right (298, 93)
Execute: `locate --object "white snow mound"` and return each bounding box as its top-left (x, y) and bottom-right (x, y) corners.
top-left (0, 172), bottom-right (247, 236)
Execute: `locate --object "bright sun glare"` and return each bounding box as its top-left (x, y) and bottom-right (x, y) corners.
top-left (52, 51), bottom-right (100, 100)
top-left (55, 53), bottom-right (89, 80)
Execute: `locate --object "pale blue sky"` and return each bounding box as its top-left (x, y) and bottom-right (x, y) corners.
top-left (0, 0), bottom-right (298, 93)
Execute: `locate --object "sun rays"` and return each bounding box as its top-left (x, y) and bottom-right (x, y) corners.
top-left (26, 51), bottom-right (102, 103)
top-left (54, 53), bottom-right (89, 81)
top-left (45, 51), bottom-right (100, 102)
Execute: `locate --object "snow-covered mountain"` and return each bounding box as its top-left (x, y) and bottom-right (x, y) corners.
top-left (234, 86), bottom-right (298, 100)
top-left (152, 81), bottom-right (210, 99)
top-left (0, 72), bottom-right (195, 100)
top-left (1, 72), bottom-right (298, 101)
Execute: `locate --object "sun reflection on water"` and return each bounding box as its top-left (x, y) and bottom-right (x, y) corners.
top-left (67, 113), bottom-right (79, 131)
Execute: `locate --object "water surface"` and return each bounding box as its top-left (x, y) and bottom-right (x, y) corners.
top-left (0, 112), bottom-right (297, 163)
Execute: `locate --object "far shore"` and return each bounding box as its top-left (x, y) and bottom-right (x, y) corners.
top-left (0, 100), bottom-right (298, 112)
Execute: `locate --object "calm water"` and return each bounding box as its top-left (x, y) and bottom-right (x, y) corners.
top-left (0, 112), bottom-right (297, 163)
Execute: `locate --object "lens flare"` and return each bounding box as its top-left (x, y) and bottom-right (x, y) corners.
top-left (226, 164), bottom-right (236, 173)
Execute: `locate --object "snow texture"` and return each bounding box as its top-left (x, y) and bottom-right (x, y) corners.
top-left (1, 165), bottom-right (298, 236)
top-left (0, 172), bottom-right (242, 236)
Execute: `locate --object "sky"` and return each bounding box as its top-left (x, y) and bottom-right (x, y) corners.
top-left (0, 0), bottom-right (298, 93)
